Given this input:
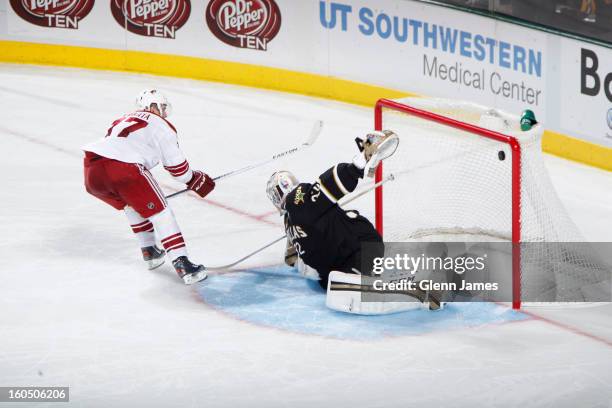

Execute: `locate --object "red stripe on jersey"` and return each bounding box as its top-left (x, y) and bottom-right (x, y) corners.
top-left (173, 168), bottom-right (190, 177)
top-left (164, 161), bottom-right (190, 176)
top-left (162, 119), bottom-right (177, 133)
top-left (140, 167), bottom-right (168, 207)
top-left (141, 109), bottom-right (177, 133)
top-left (164, 160), bottom-right (187, 170)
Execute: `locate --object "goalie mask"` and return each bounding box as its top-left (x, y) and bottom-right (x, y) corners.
top-left (136, 89), bottom-right (172, 118)
top-left (266, 171), bottom-right (299, 212)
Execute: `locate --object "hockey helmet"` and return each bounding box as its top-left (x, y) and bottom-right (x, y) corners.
top-left (266, 171), bottom-right (299, 212)
top-left (136, 89), bottom-right (172, 118)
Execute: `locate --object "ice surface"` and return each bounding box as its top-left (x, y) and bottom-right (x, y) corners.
top-left (0, 64), bottom-right (610, 408)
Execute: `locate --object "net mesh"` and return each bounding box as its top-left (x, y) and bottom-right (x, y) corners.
top-left (378, 98), bottom-right (610, 304)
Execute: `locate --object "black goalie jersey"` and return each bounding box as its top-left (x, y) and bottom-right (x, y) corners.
top-left (283, 163), bottom-right (383, 288)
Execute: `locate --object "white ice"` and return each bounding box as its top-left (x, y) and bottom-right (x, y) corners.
top-left (0, 64), bottom-right (611, 408)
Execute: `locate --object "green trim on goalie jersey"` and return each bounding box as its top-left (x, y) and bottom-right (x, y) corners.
top-left (0, 40), bottom-right (610, 171)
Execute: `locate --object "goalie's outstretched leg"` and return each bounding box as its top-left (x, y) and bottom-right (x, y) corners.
top-left (326, 271), bottom-right (445, 315)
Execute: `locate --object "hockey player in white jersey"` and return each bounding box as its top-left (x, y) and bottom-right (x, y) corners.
top-left (83, 89), bottom-right (214, 284)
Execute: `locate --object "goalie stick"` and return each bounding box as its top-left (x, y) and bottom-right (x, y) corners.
top-left (206, 173), bottom-right (395, 272)
top-left (165, 120), bottom-right (324, 199)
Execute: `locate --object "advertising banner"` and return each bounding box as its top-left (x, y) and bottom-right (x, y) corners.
top-left (319, 0), bottom-right (547, 120)
top-left (559, 40), bottom-right (612, 146)
top-left (1, 0), bottom-right (610, 149)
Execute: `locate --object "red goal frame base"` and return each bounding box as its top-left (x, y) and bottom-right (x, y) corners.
top-left (374, 98), bottom-right (522, 309)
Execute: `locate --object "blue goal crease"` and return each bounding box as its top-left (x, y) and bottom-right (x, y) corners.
top-left (196, 265), bottom-right (528, 340)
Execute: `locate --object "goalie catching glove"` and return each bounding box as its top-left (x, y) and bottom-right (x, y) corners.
top-left (354, 130), bottom-right (399, 177)
top-left (187, 170), bottom-right (215, 198)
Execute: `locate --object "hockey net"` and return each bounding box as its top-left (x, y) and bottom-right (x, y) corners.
top-left (374, 98), bottom-right (610, 309)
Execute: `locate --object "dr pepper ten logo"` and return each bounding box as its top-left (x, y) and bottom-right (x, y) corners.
top-left (206, 0), bottom-right (282, 51)
top-left (111, 0), bottom-right (191, 39)
top-left (10, 0), bottom-right (94, 29)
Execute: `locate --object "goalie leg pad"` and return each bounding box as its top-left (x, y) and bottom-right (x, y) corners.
top-left (326, 271), bottom-right (421, 315)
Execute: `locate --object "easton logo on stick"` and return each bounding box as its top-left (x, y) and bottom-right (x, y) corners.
top-left (10, 0), bottom-right (94, 29)
top-left (110, 0), bottom-right (191, 39)
top-left (205, 0), bottom-right (281, 51)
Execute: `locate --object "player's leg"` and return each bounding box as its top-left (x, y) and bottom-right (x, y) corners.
top-left (326, 212), bottom-right (444, 313)
top-left (84, 154), bottom-right (172, 273)
top-left (149, 207), bottom-right (207, 283)
top-left (325, 271), bottom-right (422, 314)
top-left (298, 211), bottom-right (383, 291)
top-left (334, 210), bottom-right (384, 276)
top-left (111, 163), bottom-right (207, 284)
top-left (326, 271), bottom-right (444, 314)
top-left (124, 206), bottom-right (165, 270)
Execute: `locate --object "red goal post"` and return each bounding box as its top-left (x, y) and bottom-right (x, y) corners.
top-left (373, 98), bottom-right (523, 309)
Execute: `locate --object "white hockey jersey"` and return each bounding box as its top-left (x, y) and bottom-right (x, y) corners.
top-left (83, 111), bottom-right (193, 183)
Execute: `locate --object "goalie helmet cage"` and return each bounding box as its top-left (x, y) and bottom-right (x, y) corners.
top-left (372, 98), bottom-right (603, 310)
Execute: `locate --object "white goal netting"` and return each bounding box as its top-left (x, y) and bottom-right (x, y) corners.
top-left (377, 97), bottom-right (610, 306)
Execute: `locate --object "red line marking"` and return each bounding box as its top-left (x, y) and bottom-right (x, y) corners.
top-left (1, 126), bottom-right (80, 158)
top-left (493, 301), bottom-right (612, 347)
top-left (1, 126), bottom-right (282, 228)
top-left (520, 308), bottom-right (612, 347)
top-left (204, 198), bottom-right (280, 227)
top-left (161, 184), bottom-right (280, 227)
top-left (254, 210), bottom-right (280, 221)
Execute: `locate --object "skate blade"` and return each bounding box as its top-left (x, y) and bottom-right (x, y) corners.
top-left (147, 257), bottom-right (165, 270)
top-left (182, 270), bottom-right (208, 285)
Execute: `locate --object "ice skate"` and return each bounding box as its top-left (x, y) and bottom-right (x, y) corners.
top-left (172, 256), bottom-right (207, 285)
top-left (141, 245), bottom-right (165, 270)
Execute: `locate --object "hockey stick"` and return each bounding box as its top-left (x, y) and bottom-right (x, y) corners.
top-left (165, 120), bottom-right (324, 199)
top-left (206, 236), bottom-right (287, 272)
top-left (206, 173), bottom-right (395, 271)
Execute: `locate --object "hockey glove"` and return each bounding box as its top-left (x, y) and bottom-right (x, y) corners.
top-left (354, 130), bottom-right (399, 177)
top-left (187, 170), bottom-right (215, 198)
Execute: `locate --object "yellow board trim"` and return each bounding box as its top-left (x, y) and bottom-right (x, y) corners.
top-left (543, 130), bottom-right (611, 171)
top-left (1, 40), bottom-right (610, 170)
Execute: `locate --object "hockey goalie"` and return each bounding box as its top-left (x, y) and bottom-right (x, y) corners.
top-left (266, 131), bottom-right (444, 314)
